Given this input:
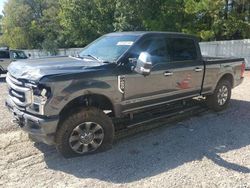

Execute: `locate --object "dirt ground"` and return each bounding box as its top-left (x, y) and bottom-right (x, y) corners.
top-left (0, 72), bottom-right (250, 188)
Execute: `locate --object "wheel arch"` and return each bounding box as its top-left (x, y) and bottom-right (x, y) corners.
top-left (58, 94), bottom-right (115, 124)
top-left (216, 73), bottom-right (234, 89)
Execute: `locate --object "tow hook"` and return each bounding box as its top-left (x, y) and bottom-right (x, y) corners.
top-left (11, 118), bottom-right (24, 127)
top-left (11, 119), bottom-right (19, 124)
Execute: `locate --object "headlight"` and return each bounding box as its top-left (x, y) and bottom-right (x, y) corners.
top-left (28, 84), bottom-right (51, 115)
top-left (33, 85), bottom-right (51, 97)
top-left (33, 94), bottom-right (47, 105)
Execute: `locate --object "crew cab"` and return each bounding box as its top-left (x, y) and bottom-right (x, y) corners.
top-left (5, 32), bottom-right (245, 157)
top-left (0, 48), bottom-right (28, 74)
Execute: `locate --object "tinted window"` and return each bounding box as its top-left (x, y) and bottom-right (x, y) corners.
top-left (168, 38), bottom-right (197, 61)
top-left (0, 51), bottom-right (10, 58)
top-left (130, 37), bottom-right (170, 64)
top-left (10, 51), bottom-right (28, 59)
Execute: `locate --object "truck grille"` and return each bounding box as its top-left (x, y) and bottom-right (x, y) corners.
top-left (6, 73), bottom-right (33, 107)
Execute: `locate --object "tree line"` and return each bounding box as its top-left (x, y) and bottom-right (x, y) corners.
top-left (0, 0), bottom-right (249, 53)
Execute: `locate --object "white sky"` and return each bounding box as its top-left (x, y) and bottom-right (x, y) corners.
top-left (0, 0), bottom-right (7, 15)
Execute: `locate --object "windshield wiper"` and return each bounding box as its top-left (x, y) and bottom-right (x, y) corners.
top-left (79, 54), bottom-right (100, 61)
top-left (101, 60), bottom-right (116, 64)
top-left (76, 54), bottom-right (116, 64)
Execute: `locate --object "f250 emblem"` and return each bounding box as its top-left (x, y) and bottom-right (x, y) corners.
top-left (118, 75), bottom-right (125, 94)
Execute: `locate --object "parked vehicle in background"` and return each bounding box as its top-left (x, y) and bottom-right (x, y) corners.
top-left (0, 47), bottom-right (28, 74)
top-left (5, 32), bottom-right (245, 158)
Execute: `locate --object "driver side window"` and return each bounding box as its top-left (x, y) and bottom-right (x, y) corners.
top-left (129, 37), bottom-right (170, 65)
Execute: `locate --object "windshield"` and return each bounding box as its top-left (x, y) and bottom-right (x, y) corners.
top-left (79, 35), bottom-right (139, 62)
top-left (10, 51), bottom-right (28, 59)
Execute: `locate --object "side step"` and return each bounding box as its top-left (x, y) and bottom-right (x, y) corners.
top-left (114, 100), bottom-right (208, 139)
top-left (127, 105), bottom-right (202, 128)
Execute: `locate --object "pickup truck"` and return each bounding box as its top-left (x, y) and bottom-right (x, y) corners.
top-left (5, 32), bottom-right (245, 157)
top-left (0, 48), bottom-right (28, 74)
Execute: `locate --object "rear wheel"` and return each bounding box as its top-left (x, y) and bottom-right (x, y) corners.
top-left (55, 107), bottom-right (114, 158)
top-left (206, 79), bottom-right (232, 111)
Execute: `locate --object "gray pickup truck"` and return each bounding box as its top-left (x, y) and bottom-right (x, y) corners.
top-left (5, 32), bottom-right (245, 157)
top-left (0, 48), bottom-right (28, 74)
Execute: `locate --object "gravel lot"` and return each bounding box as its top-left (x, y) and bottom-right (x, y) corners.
top-left (1, 72), bottom-right (250, 188)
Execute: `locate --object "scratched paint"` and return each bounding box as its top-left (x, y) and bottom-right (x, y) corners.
top-left (177, 74), bottom-right (192, 89)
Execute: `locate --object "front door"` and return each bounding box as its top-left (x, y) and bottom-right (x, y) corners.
top-left (121, 36), bottom-right (174, 113)
top-left (120, 35), bottom-right (204, 114)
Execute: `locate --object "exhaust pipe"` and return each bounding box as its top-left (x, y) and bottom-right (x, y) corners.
top-left (11, 119), bottom-right (24, 127)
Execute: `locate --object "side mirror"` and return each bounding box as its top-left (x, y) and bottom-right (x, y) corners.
top-left (134, 52), bottom-right (152, 76)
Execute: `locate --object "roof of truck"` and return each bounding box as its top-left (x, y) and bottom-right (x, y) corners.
top-left (106, 31), bottom-right (197, 39)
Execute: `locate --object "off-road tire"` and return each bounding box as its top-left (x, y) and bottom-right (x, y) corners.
top-left (55, 107), bottom-right (114, 158)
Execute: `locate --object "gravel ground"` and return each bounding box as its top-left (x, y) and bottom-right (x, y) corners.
top-left (0, 72), bottom-right (250, 188)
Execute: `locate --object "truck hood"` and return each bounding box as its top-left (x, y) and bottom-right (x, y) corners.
top-left (8, 56), bottom-right (105, 81)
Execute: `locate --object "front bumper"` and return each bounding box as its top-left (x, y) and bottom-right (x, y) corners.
top-left (5, 97), bottom-right (59, 145)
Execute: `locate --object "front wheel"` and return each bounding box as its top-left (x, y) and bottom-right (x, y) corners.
top-left (55, 107), bottom-right (114, 158)
top-left (206, 79), bottom-right (232, 111)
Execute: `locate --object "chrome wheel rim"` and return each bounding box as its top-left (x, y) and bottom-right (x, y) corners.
top-left (217, 85), bottom-right (228, 106)
top-left (69, 122), bottom-right (104, 154)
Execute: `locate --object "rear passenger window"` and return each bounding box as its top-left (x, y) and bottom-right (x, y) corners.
top-left (168, 38), bottom-right (197, 61)
top-left (0, 51), bottom-right (10, 58)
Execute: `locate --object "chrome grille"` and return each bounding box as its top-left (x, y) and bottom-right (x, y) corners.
top-left (6, 73), bottom-right (33, 107)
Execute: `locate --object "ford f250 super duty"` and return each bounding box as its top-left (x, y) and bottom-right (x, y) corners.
top-left (5, 32), bottom-right (245, 157)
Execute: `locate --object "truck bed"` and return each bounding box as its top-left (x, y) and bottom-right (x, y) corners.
top-left (203, 56), bottom-right (245, 64)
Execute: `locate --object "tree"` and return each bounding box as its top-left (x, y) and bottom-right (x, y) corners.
top-left (142, 0), bottom-right (187, 32)
top-left (0, 15), bottom-right (3, 34)
top-left (0, 0), bottom-right (250, 50)
top-left (113, 0), bottom-right (145, 31)
top-left (221, 0), bottom-right (250, 40)
top-left (184, 0), bottom-right (250, 41)
top-left (0, 15), bottom-right (4, 46)
top-left (113, 0), bottom-right (187, 32)
top-left (1, 0), bottom-right (60, 52)
top-left (59, 0), bottom-right (116, 47)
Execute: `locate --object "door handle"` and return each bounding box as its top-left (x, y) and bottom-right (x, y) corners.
top-left (194, 67), bottom-right (203, 72)
top-left (164, 71), bottom-right (173, 76)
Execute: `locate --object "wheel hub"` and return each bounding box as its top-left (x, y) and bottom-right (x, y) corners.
top-left (80, 132), bottom-right (94, 144)
top-left (69, 122), bottom-right (104, 154)
top-left (217, 85), bottom-right (228, 106)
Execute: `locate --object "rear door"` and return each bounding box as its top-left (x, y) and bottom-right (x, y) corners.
top-left (165, 37), bottom-right (204, 98)
top-left (0, 51), bottom-right (11, 71)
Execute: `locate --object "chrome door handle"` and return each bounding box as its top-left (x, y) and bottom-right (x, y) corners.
top-left (164, 72), bottom-right (173, 76)
top-left (194, 68), bottom-right (203, 72)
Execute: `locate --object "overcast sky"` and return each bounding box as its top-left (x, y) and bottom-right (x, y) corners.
top-left (0, 0), bottom-right (7, 15)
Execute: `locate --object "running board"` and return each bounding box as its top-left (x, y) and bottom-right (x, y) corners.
top-left (127, 106), bottom-right (201, 128)
top-left (114, 103), bottom-right (208, 140)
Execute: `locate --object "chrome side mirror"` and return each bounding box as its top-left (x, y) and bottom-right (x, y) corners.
top-left (134, 52), bottom-right (152, 76)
